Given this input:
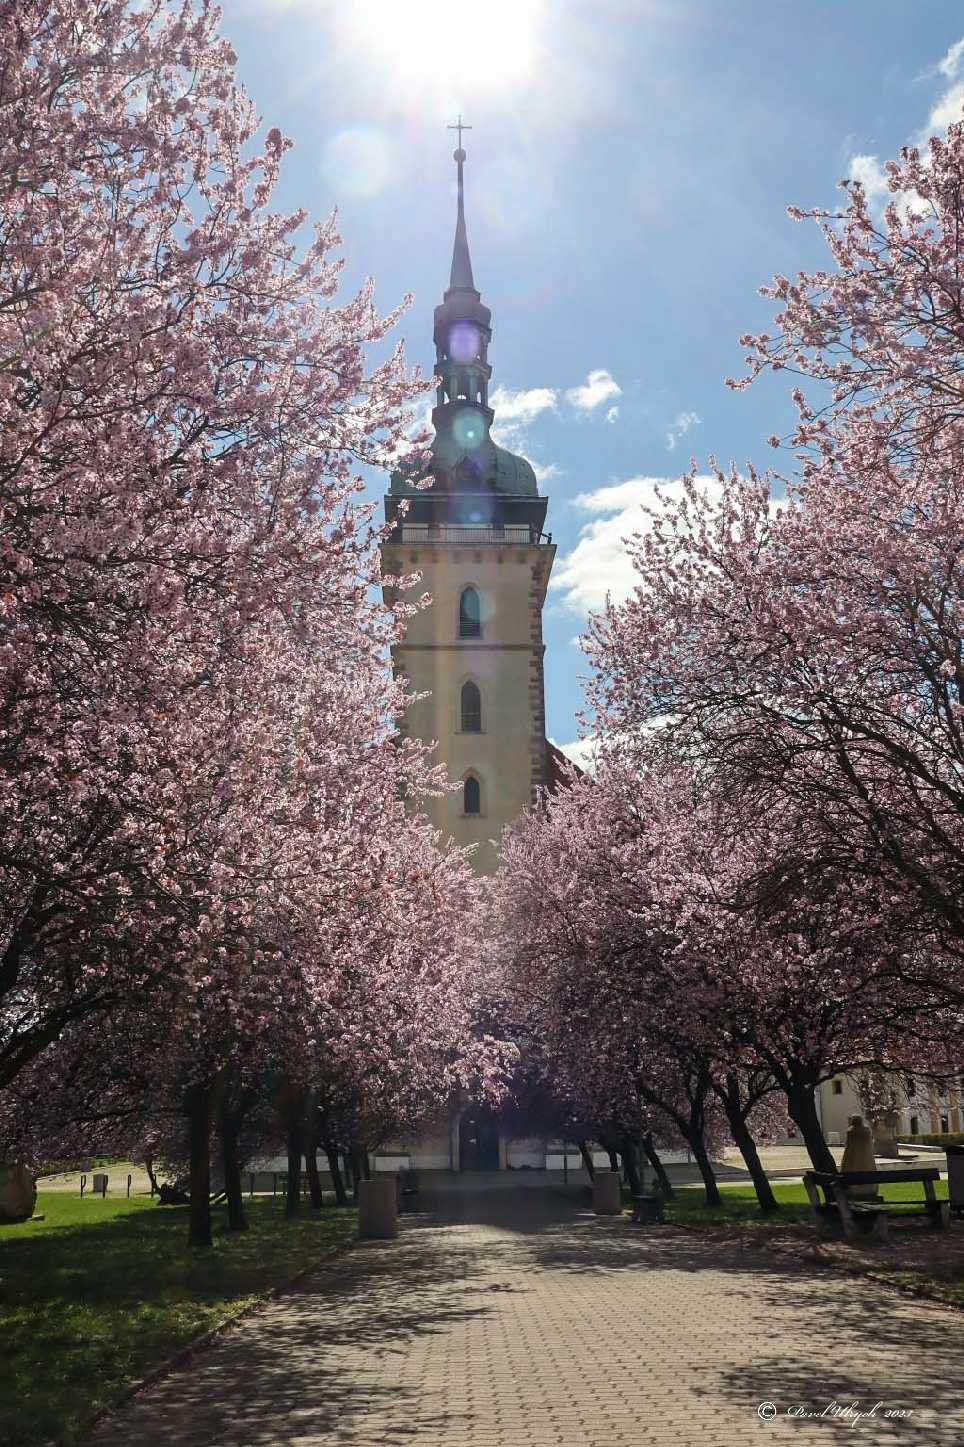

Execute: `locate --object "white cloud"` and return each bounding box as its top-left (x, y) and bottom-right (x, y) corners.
top-left (488, 383), bottom-right (559, 480)
top-left (938, 37), bottom-right (964, 79)
top-left (550, 736), bottom-right (600, 773)
top-left (552, 474), bottom-right (723, 615)
top-left (489, 384), bottom-right (558, 426)
top-left (565, 368), bottom-right (622, 414)
top-left (605, 405), bottom-right (620, 424)
top-left (846, 36), bottom-right (964, 218)
top-left (928, 80), bottom-right (964, 133)
top-left (531, 460), bottom-right (562, 486)
top-left (549, 727), bottom-right (670, 775)
top-left (664, 409), bottom-right (701, 452)
top-left (848, 153), bottom-right (890, 204)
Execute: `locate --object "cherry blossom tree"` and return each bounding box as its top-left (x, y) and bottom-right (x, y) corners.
top-left (493, 768), bottom-right (732, 1204)
top-left (1, 0), bottom-right (515, 1250)
top-left (0, 0), bottom-right (422, 1094)
top-left (584, 120), bottom-right (964, 1021)
top-left (495, 752), bottom-right (944, 1205)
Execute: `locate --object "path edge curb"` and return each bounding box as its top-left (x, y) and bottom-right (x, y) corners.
top-left (87, 1225), bottom-right (361, 1433)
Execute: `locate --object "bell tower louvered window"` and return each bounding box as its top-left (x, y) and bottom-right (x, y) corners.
top-left (459, 586), bottom-right (481, 638)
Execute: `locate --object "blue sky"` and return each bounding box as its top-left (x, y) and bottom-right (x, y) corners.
top-left (223, 1), bottom-right (964, 758)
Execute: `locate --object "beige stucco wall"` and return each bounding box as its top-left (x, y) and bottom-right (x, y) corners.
top-left (382, 538), bottom-right (554, 873)
top-left (816, 1073), bottom-right (964, 1141)
top-left (817, 1076), bottom-right (863, 1142)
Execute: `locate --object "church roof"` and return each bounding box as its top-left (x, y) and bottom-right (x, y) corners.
top-left (492, 444), bottom-right (538, 496)
top-left (545, 740), bottom-right (581, 795)
top-left (449, 144), bottom-right (476, 292)
top-left (390, 131), bottom-right (543, 504)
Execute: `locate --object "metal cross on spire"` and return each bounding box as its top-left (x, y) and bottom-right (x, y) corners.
top-left (447, 116), bottom-right (475, 291)
top-left (448, 115), bottom-right (472, 153)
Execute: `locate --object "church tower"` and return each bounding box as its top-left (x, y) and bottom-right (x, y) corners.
top-left (381, 135), bottom-right (557, 874)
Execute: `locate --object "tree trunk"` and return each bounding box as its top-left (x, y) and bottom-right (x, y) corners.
top-left (348, 1147), bottom-right (368, 1198)
top-left (219, 1104), bottom-right (247, 1232)
top-left (689, 1131), bottom-right (722, 1208)
top-left (324, 1140), bottom-right (348, 1206)
top-left (718, 1075), bottom-right (777, 1213)
top-left (187, 1081), bottom-right (215, 1247)
top-left (143, 1155), bottom-right (159, 1196)
top-left (284, 1089), bottom-right (306, 1218)
top-left (305, 1136), bottom-right (324, 1209)
top-left (577, 1139), bottom-right (595, 1181)
top-left (607, 1145), bottom-right (619, 1173)
top-left (620, 1135), bottom-right (642, 1195)
top-left (641, 1131), bottom-right (674, 1200)
top-left (786, 1078), bottom-right (836, 1174)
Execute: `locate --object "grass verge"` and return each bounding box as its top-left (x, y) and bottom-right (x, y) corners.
top-left (656, 1179), bottom-right (963, 1311)
top-left (0, 1191), bottom-right (357, 1447)
top-left (632, 1178), bottom-right (951, 1228)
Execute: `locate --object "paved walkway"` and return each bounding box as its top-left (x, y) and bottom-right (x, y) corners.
top-left (109, 1181), bottom-right (964, 1446)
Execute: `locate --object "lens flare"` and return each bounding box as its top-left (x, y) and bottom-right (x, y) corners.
top-left (449, 322), bottom-right (481, 364)
top-left (323, 127), bottom-right (392, 198)
top-left (338, 1), bottom-right (542, 100)
top-left (453, 411), bottom-right (485, 450)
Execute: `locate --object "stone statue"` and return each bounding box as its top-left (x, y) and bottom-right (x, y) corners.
top-left (840, 1115), bottom-right (877, 1197)
top-left (872, 1109), bottom-right (901, 1159)
top-left (0, 1163), bottom-right (37, 1223)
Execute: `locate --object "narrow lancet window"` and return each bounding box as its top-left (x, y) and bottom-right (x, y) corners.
top-left (461, 681), bottom-right (482, 732)
top-left (464, 775), bottom-right (481, 815)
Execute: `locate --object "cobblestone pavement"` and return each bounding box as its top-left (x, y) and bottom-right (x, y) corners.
top-left (108, 1181), bottom-right (964, 1447)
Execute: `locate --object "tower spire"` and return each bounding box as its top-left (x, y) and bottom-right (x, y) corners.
top-left (447, 116), bottom-right (475, 293)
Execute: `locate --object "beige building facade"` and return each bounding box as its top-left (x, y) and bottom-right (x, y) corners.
top-left (814, 1072), bottom-right (964, 1146)
top-left (380, 534), bottom-right (555, 874)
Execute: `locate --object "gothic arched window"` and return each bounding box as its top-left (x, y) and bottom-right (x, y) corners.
top-left (459, 586), bottom-right (481, 638)
top-left (464, 775), bottom-right (481, 816)
top-left (460, 681), bottom-right (482, 732)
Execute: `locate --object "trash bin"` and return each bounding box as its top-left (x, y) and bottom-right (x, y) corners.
top-left (359, 1176), bottom-right (398, 1239)
top-left (631, 1193), bottom-right (665, 1224)
top-left (593, 1170), bottom-right (621, 1216)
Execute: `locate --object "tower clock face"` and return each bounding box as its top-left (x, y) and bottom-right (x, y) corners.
top-left (449, 321), bottom-right (481, 363)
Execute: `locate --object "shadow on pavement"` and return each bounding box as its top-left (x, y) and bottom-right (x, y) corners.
top-left (111, 1181), bottom-right (964, 1446)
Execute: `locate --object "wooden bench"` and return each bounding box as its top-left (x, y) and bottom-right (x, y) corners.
top-left (946, 1144), bottom-right (964, 1218)
top-left (803, 1168), bottom-right (949, 1243)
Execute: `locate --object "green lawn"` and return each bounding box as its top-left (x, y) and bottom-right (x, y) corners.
top-left (655, 1179), bottom-right (963, 1311)
top-left (659, 1178), bottom-right (950, 1227)
top-left (0, 1192), bottom-right (357, 1447)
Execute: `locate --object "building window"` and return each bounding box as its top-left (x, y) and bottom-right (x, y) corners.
top-left (941, 1115), bottom-right (950, 1133)
top-left (910, 1115), bottom-right (919, 1135)
top-left (460, 681), bottom-right (481, 732)
top-left (832, 1079), bottom-right (843, 1096)
top-left (459, 586), bottom-right (481, 638)
top-left (463, 776), bottom-right (481, 816)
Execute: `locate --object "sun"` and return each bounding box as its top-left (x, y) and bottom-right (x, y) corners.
top-left (339, 0), bottom-right (543, 99)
